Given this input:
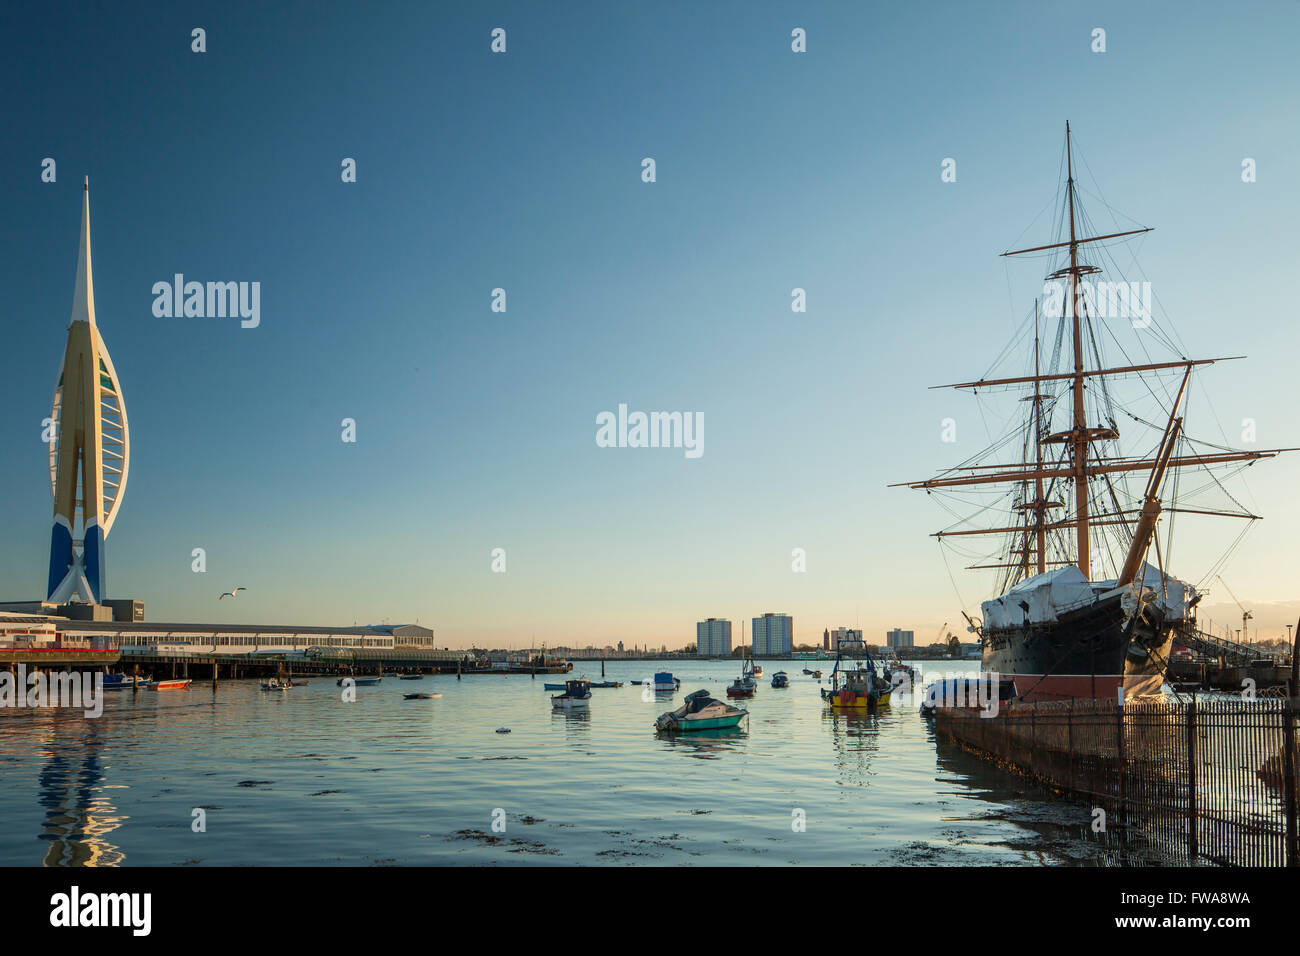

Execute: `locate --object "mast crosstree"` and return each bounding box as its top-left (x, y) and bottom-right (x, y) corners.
top-left (894, 124), bottom-right (1293, 591)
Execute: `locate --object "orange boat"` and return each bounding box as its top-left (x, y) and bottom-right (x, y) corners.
top-left (148, 679), bottom-right (193, 691)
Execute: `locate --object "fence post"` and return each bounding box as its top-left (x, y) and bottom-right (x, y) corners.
top-left (1116, 697), bottom-right (1126, 824)
top-left (1284, 698), bottom-right (1298, 867)
top-left (1186, 697), bottom-right (1198, 862)
top-left (1067, 698), bottom-right (1075, 791)
top-left (1028, 702), bottom-right (1039, 774)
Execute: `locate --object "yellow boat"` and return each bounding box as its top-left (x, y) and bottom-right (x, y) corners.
top-left (820, 651), bottom-right (892, 711)
top-left (822, 685), bottom-right (891, 709)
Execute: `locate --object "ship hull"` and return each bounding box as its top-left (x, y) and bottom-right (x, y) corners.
top-left (981, 592), bottom-right (1174, 701)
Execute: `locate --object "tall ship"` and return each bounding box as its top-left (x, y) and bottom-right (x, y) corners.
top-left (896, 124), bottom-right (1293, 702)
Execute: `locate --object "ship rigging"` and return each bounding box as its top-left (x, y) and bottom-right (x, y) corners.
top-left (893, 123), bottom-right (1294, 700)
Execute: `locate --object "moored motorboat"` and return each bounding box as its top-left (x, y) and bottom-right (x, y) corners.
top-left (650, 672), bottom-right (680, 691)
top-left (551, 678), bottom-right (592, 709)
top-left (338, 676), bottom-right (382, 686)
top-left (656, 689), bottom-right (748, 732)
top-left (729, 650), bottom-right (759, 697)
top-left (102, 673), bottom-right (149, 690)
top-left (588, 680), bottom-right (623, 688)
top-left (771, 671), bottom-right (789, 688)
top-left (261, 677), bottom-right (292, 691)
top-left (726, 675), bottom-right (756, 698)
top-left (883, 660), bottom-right (921, 695)
top-left (148, 679), bottom-right (192, 691)
top-left (399, 674), bottom-right (424, 681)
top-left (403, 692), bottom-right (443, 700)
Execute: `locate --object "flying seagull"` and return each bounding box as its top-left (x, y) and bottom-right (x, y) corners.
top-left (219, 587), bottom-right (247, 600)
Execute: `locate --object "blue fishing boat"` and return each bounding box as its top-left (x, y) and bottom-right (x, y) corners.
top-left (650, 672), bottom-right (680, 691)
top-left (102, 673), bottom-right (149, 691)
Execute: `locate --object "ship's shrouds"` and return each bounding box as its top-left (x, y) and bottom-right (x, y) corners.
top-left (47, 179), bottom-right (130, 604)
top-left (895, 125), bottom-right (1293, 701)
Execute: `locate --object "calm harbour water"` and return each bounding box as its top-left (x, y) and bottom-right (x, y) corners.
top-left (0, 659), bottom-right (1119, 866)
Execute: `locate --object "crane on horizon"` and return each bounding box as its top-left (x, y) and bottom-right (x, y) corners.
top-left (1217, 576), bottom-right (1253, 649)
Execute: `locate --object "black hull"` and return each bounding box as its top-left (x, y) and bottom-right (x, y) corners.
top-left (982, 592), bottom-right (1175, 701)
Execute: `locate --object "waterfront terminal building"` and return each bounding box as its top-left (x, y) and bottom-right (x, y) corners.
top-left (0, 603), bottom-right (444, 658)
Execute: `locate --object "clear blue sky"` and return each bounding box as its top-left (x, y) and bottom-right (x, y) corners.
top-left (2, 1), bottom-right (1297, 647)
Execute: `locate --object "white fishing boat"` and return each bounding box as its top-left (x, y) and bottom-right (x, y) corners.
top-left (551, 678), bottom-right (592, 709)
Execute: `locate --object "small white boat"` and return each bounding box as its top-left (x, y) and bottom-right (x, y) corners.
top-left (261, 677), bottom-right (292, 691)
top-left (551, 678), bottom-right (592, 709)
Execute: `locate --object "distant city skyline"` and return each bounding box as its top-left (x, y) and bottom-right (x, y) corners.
top-left (2, 2), bottom-right (1297, 649)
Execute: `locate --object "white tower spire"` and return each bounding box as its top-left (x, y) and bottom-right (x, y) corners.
top-left (47, 179), bottom-right (130, 603)
top-left (69, 177), bottom-right (96, 328)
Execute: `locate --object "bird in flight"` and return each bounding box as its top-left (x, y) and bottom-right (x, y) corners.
top-left (219, 587), bottom-right (247, 600)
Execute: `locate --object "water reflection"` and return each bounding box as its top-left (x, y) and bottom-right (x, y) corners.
top-left (932, 735), bottom-right (1165, 865)
top-left (822, 709), bottom-right (882, 783)
top-left (550, 708), bottom-right (592, 744)
top-left (0, 661), bottom-right (1145, 866)
top-left (33, 713), bottom-right (126, 866)
top-left (656, 725), bottom-right (749, 758)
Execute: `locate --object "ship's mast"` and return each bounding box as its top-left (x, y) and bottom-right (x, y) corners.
top-left (893, 123), bottom-right (1296, 583)
top-left (1065, 123), bottom-right (1091, 579)
top-left (1033, 300), bottom-right (1047, 575)
top-left (1017, 301), bottom-right (1048, 580)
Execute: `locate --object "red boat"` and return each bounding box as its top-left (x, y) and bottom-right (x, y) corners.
top-left (148, 679), bottom-right (193, 691)
top-left (725, 677), bottom-right (755, 698)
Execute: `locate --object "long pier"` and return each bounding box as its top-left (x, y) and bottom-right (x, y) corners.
top-left (1167, 657), bottom-right (1291, 691)
top-left (1, 649), bottom-right (572, 680)
top-left (1, 648), bottom-right (119, 667)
